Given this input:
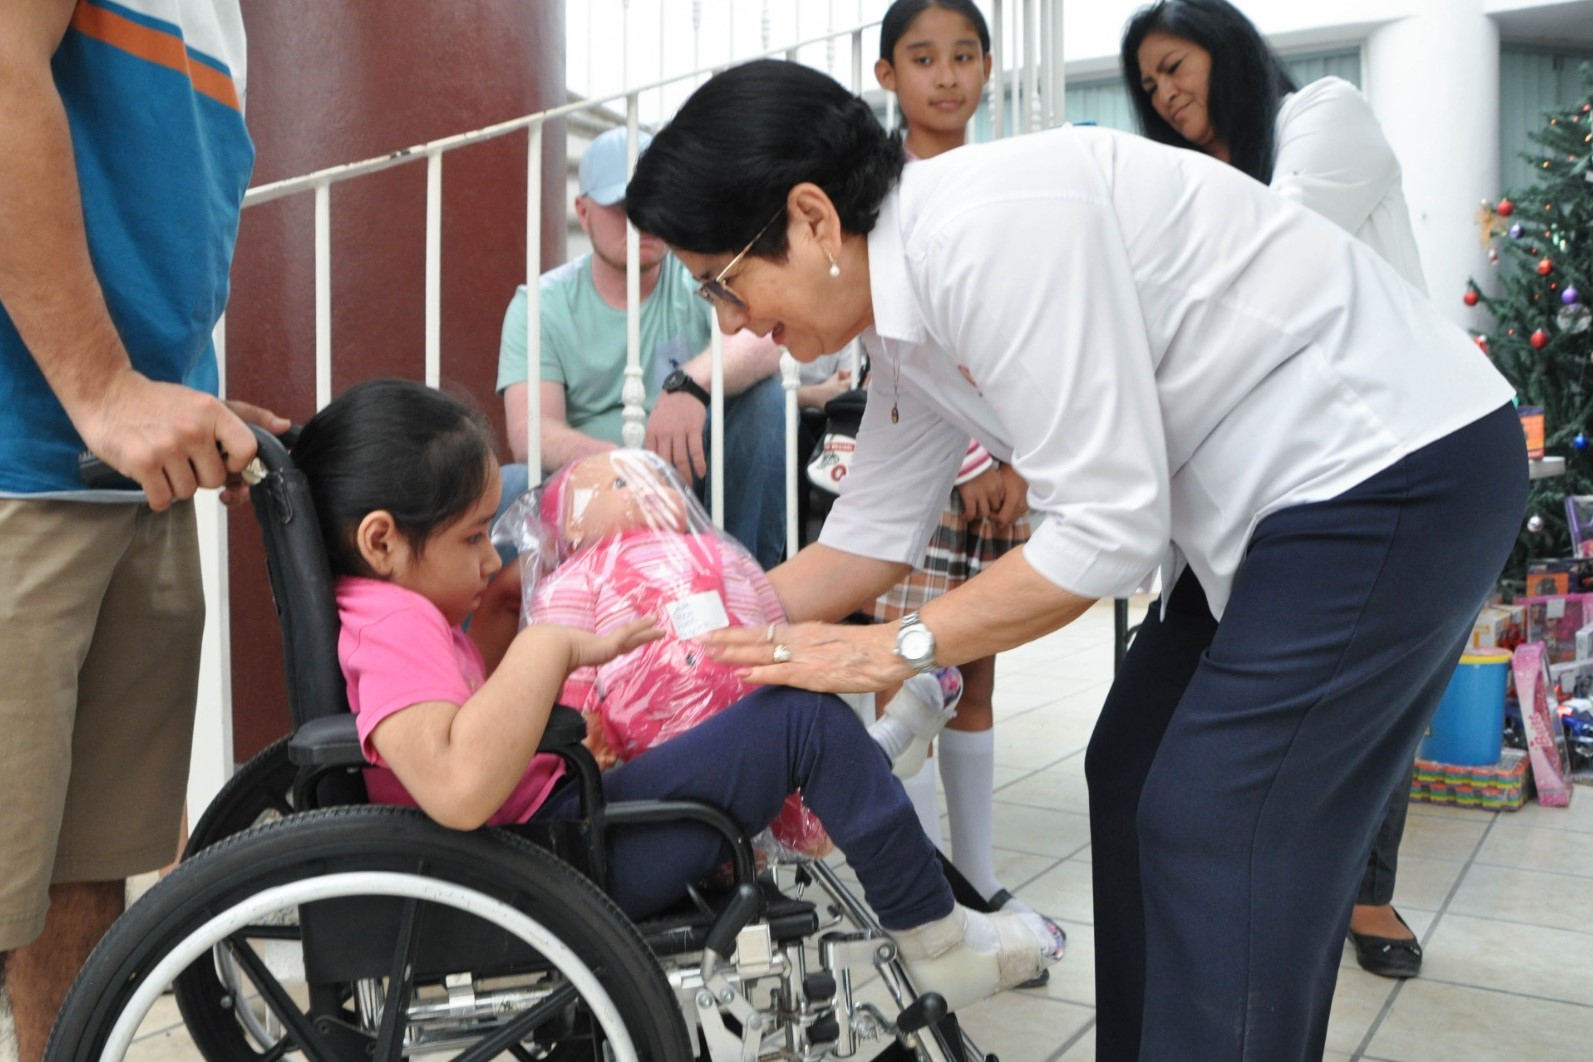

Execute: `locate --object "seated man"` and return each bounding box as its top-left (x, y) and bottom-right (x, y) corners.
top-left (499, 127), bottom-right (786, 568)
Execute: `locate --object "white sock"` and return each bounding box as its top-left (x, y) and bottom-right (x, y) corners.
top-left (900, 758), bottom-right (943, 851)
top-left (938, 728), bottom-right (1002, 902)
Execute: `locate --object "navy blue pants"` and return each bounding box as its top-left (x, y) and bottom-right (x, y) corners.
top-left (1085, 405), bottom-right (1526, 1061)
top-left (537, 686), bottom-right (954, 929)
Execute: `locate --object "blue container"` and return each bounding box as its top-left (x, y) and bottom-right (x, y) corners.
top-left (1419, 649), bottom-right (1512, 766)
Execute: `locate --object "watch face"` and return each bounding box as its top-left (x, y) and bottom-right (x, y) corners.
top-left (900, 627), bottom-right (934, 661)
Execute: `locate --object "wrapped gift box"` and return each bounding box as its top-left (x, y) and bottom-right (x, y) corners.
top-left (1410, 748), bottom-right (1531, 811)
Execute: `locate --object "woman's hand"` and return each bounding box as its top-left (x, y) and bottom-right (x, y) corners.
top-left (703, 620), bottom-right (911, 692)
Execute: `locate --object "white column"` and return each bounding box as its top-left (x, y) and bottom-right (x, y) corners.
top-left (188, 493), bottom-right (232, 821)
top-left (1364, 0), bottom-right (1499, 329)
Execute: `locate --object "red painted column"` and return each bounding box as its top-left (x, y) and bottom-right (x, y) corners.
top-left (225, 2), bottom-right (567, 760)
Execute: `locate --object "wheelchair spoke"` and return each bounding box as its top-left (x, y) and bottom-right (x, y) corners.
top-left (372, 896), bottom-right (421, 1062)
top-left (450, 979), bottom-right (580, 1062)
top-left (228, 933), bottom-right (343, 1062)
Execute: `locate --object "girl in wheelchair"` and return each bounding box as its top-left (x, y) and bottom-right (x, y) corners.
top-left (289, 377), bottom-right (1064, 1012)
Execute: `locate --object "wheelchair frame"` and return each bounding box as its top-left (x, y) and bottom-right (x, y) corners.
top-left (48, 426), bottom-right (991, 1062)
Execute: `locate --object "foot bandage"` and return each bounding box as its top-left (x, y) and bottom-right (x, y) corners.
top-left (893, 904), bottom-right (1066, 1011)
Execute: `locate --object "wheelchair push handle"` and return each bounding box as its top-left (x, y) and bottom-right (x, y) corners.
top-left (77, 423), bottom-right (302, 491)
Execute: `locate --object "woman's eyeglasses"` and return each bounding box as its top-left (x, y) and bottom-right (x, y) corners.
top-left (695, 208), bottom-right (784, 311)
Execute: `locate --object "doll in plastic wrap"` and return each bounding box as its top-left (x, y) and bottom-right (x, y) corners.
top-left (500, 450), bottom-right (819, 854)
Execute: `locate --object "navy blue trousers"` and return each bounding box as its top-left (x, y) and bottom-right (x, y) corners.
top-left (537, 686), bottom-right (954, 929)
top-left (1085, 405), bottom-right (1526, 1061)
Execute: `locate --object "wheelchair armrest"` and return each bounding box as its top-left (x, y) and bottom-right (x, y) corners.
top-left (289, 714), bottom-right (365, 768)
top-left (541, 705), bottom-right (586, 750)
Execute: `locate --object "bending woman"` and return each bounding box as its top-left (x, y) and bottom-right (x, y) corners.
top-left (625, 58), bottom-right (1525, 1061)
top-left (1122, 0), bottom-right (1431, 989)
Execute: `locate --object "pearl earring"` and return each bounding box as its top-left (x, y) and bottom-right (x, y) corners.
top-left (827, 253), bottom-right (841, 279)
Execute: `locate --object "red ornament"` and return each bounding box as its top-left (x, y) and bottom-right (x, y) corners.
top-left (1538, 257), bottom-right (1554, 276)
top-left (1463, 289), bottom-right (1480, 306)
top-left (1474, 334), bottom-right (1490, 355)
top-left (1531, 329), bottom-right (1550, 349)
top-left (1497, 197), bottom-right (1515, 216)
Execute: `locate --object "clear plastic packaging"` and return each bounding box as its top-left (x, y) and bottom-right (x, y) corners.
top-left (494, 449), bottom-right (832, 858)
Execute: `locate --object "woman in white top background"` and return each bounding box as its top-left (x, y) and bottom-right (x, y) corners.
top-left (1121, 0), bottom-right (1432, 990)
top-left (625, 58), bottom-right (1525, 1059)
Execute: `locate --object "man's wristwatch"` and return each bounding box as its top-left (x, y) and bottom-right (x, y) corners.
top-left (661, 369), bottom-right (711, 407)
top-left (894, 611), bottom-right (938, 674)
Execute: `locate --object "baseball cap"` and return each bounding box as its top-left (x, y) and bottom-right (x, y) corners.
top-left (578, 127), bottom-right (653, 207)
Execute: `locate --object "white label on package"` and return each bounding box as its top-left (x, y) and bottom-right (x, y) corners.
top-left (668, 590), bottom-right (731, 640)
top-left (1548, 598), bottom-right (1567, 619)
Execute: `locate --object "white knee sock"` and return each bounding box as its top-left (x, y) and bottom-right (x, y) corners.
top-left (937, 728), bottom-right (1002, 902)
top-left (900, 758), bottom-right (943, 851)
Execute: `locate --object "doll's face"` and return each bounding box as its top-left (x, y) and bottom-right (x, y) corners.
top-left (562, 452), bottom-right (689, 548)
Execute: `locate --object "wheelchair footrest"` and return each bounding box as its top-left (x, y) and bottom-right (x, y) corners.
top-left (636, 879), bottom-right (818, 958)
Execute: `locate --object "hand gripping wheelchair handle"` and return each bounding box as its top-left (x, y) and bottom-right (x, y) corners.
top-left (77, 423), bottom-right (303, 491)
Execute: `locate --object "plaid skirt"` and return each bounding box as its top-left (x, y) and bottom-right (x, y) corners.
top-left (870, 489), bottom-right (1033, 622)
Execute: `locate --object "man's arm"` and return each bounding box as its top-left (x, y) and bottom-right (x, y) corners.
top-left (645, 329), bottom-right (785, 481)
top-left (681, 328), bottom-right (783, 397)
top-left (0, 0), bottom-right (269, 508)
top-left (503, 380), bottom-right (615, 474)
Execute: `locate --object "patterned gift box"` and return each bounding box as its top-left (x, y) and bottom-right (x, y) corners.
top-left (1410, 748), bottom-right (1531, 811)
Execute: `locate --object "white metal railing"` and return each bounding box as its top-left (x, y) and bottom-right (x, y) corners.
top-left (193, 0), bottom-right (1068, 813)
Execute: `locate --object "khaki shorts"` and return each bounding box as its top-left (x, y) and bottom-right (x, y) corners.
top-left (0, 499), bottom-right (202, 951)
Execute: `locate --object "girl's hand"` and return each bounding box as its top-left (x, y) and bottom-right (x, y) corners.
top-left (954, 465), bottom-right (1005, 521)
top-left (990, 464), bottom-right (1031, 524)
top-left (570, 617), bottom-right (663, 669)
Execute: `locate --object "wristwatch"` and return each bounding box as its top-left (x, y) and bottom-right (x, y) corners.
top-left (894, 611), bottom-right (938, 674)
top-left (661, 368), bottom-right (711, 407)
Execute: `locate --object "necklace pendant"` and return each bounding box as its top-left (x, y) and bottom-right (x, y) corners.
top-left (890, 403), bottom-right (900, 424)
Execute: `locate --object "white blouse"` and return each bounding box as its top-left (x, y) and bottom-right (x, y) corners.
top-left (1273, 77), bottom-right (1426, 292)
top-left (819, 126), bottom-right (1513, 618)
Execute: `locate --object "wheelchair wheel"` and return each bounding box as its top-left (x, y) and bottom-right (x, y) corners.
top-left (182, 734), bottom-right (297, 856)
top-left (50, 805), bottom-right (693, 1062)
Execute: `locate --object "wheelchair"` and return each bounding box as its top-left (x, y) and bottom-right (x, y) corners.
top-left (48, 426), bottom-right (994, 1062)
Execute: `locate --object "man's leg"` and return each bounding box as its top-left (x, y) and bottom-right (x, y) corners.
top-left (714, 375), bottom-right (787, 568)
top-left (2, 881), bottom-right (123, 1061)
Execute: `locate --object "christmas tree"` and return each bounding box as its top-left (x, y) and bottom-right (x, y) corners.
top-left (1471, 63), bottom-right (1593, 585)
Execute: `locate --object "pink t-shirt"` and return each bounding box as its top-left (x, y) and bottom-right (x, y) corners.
top-left (336, 576), bottom-right (565, 825)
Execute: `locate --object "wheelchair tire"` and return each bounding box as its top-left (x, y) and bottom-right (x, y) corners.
top-left (49, 805), bottom-right (693, 1062)
top-left (181, 735), bottom-right (296, 856)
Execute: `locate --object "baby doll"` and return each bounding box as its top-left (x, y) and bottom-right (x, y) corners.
top-left (521, 450), bottom-right (786, 762)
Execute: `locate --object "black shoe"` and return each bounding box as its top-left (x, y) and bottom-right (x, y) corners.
top-left (1348, 907), bottom-right (1423, 979)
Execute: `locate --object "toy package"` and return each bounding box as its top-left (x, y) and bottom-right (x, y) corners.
top-left (494, 449), bottom-right (832, 858)
top-left (1511, 642), bottom-right (1574, 807)
top-left (1522, 594), bottom-right (1593, 664)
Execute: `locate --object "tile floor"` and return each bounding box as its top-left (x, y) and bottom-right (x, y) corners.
top-left (5, 596), bottom-right (1591, 1060)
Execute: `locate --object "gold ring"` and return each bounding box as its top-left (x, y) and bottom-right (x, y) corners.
top-left (765, 623), bottom-right (778, 643)
top-left (772, 643), bottom-right (793, 664)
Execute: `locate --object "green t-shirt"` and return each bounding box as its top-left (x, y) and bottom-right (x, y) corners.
top-left (496, 254), bottom-right (713, 445)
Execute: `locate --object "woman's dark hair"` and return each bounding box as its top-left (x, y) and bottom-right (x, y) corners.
top-left (291, 378), bottom-right (497, 577)
top-left (879, 0), bottom-right (991, 62)
top-left (1119, 0), bottom-right (1295, 183)
top-left (626, 59), bottom-right (904, 259)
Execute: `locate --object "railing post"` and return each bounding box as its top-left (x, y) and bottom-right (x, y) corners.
top-left (781, 348), bottom-right (802, 559)
top-left (525, 119), bottom-right (543, 478)
top-left (622, 96), bottom-right (646, 450)
top-left (314, 181), bottom-right (332, 410)
top-left (424, 150), bottom-right (443, 389)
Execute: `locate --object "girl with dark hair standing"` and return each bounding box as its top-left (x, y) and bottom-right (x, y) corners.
top-left (869, 0), bottom-right (1050, 936)
top-left (1122, 0), bottom-right (1430, 984)
top-left (626, 57), bottom-right (1525, 1059)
